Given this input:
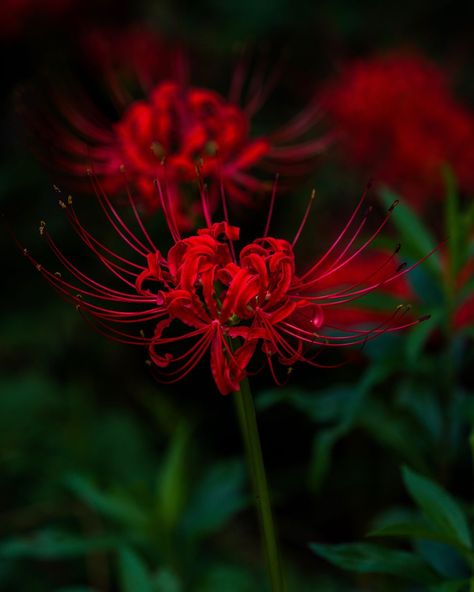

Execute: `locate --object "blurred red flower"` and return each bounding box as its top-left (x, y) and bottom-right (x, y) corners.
top-left (26, 182), bottom-right (427, 395)
top-left (27, 28), bottom-right (332, 226)
top-left (323, 53), bottom-right (474, 208)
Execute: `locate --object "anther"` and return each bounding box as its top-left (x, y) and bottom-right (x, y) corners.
top-left (145, 359), bottom-right (152, 367)
top-left (36, 264), bottom-right (42, 271)
top-left (139, 329), bottom-right (145, 338)
top-left (39, 220), bottom-right (46, 235)
top-left (53, 184), bottom-right (61, 193)
top-left (59, 200), bottom-right (66, 209)
top-left (67, 195), bottom-right (73, 205)
top-left (23, 248), bottom-right (28, 255)
top-left (418, 314), bottom-right (431, 322)
top-left (394, 243), bottom-right (401, 254)
top-left (54, 272), bottom-right (62, 278)
top-left (388, 200), bottom-right (399, 212)
top-left (396, 262), bottom-right (407, 272)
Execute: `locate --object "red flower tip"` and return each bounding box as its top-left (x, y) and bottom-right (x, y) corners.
top-left (26, 178), bottom-right (428, 395)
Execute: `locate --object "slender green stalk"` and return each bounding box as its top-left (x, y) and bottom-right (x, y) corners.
top-left (234, 377), bottom-right (285, 592)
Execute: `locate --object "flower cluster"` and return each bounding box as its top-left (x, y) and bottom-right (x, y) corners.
top-left (323, 53), bottom-right (474, 207)
top-left (27, 180), bottom-right (428, 395)
top-left (28, 28), bottom-right (331, 225)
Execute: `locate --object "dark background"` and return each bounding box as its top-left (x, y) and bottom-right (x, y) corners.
top-left (1, 1), bottom-right (473, 590)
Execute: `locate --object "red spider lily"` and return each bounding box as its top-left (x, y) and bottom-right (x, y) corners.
top-left (24, 179), bottom-right (430, 395)
top-left (322, 53), bottom-right (474, 208)
top-left (26, 31), bottom-right (332, 225)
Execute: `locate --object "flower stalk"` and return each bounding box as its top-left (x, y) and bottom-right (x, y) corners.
top-left (234, 377), bottom-right (285, 592)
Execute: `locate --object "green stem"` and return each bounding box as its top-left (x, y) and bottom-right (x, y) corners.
top-left (234, 377), bottom-right (285, 592)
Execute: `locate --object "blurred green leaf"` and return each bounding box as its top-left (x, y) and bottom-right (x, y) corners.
top-left (118, 547), bottom-right (154, 592)
top-left (368, 522), bottom-right (465, 549)
top-left (379, 188), bottom-right (440, 272)
top-left (429, 580), bottom-right (470, 592)
top-left (154, 568), bottom-right (182, 592)
top-left (196, 564), bottom-right (258, 592)
top-left (64, 473), bottom-right (146, 528)
top-left (405, 309), bottom-right (442, 362)
top-left (0, 529), bottom-right (117, 559)
top-left (442, 166), bottom-right (462, 280)
top-left (310, 542), bottom-right (437, 582)
top-left (308, 365), bottom-right (391, 489)
top-left (397, 383), bottom-right (443, 443)
top-left (182, 460), bottom-right (246, 538)
top-left (156, 423), bottom-right (190, 532)
top-left (416, 540), bottom-right (471, 579)
top-left (54, 588), bottom-right (97, 592)
top-left (309, 426), bottom-right (345, 491)
top-left (402, 467), bottom-right (472, 549)
top-left (258, 385), bottom-right (354, 422)
top-left (360, 402), bottom-right (429, 471)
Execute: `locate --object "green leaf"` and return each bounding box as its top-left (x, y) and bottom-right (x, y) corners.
top-left (360, 401), bottom-right (429, 471)
top-left (429, 580), bottom-right (470, 592)
top-left (308, 365), bottom-right (390, 490)
top-left (182, 460), bottom-right (246, 538)
top-left (405, 309), bottom-right (442, 362)
top-left (309, 542), bottom-right (437, 583)
top-left (0, 529), bottom-right (117, 559)
top-left (379, 188), bottom-right (440, 272)
top-left (64, 473), bottom-right (146, 528)
top-left (402, 467), bottom-right (472, 549)
top-left (368, 522), bottom-right (466, 550)
top-left (196, 564), bottom-right (259, 592)
top-left (54, 588), bottom-right (96, 592)
top-left (156, 423), bottom-right (190, 531)
top-left (118, 547), bottom-right (154, 592)
top-left (308, 426), bottom-right (345, 491)
top-left (442, 166), bottom-right (462, 280)
top-left (154, 569), bottom-right (182, 592)
top-left (416, 540), bottom-right (471, 579)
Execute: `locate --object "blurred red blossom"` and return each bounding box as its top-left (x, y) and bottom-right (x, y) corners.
top-left (26, 28), bottom-right (332, 226)
top-left (323, 53), bottom-right (474, 208)
top-left (25, 181), bottom-right (428, 395)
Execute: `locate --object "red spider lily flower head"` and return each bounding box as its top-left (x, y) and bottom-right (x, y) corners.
top-left (25, 33), bottom-right (333, 226)
top-left (322, 53), bottom-right (474, 208)
top-left (23, 178), bottom-right (431, 395)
